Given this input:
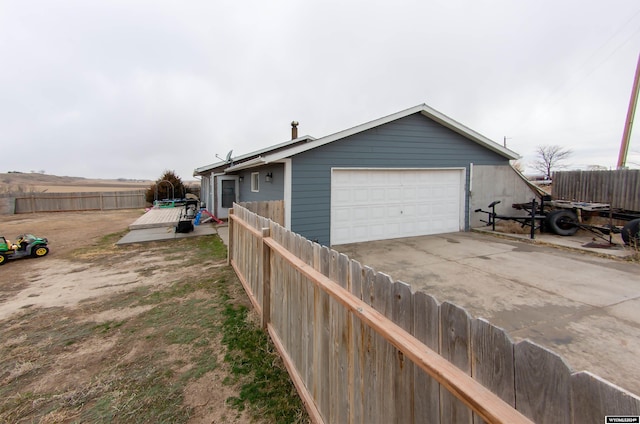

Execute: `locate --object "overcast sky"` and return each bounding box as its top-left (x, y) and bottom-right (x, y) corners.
top-left (2, 0), bottom-right (640, 180)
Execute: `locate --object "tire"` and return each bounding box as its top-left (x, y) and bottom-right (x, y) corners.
top-left (621, 218), bottom-right (640, 246)
top-left (546, 210), bottom-right (579, 236)
top-left (32, 246), bottom-right (49, 258)
top-left (0, 254), bottom-right (6, 265)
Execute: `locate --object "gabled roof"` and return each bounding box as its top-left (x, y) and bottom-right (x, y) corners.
top-left (193, 134), bottom-right (316, 175)
top-left (223, 104), bottom-right (519, 172)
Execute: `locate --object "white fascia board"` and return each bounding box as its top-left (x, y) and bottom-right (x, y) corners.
top-left (194, 160), bottom-right (228, 175)
top-left (419, 105), bottom-right (520, 160)
top-left (194, 135), bottom-right (316, 175)
top-left (224, 156), bottom-right (267, 172)
top-left (235, 135), bottom-right (316, 161)
top-left (261, 104), bottom-right (520, 163)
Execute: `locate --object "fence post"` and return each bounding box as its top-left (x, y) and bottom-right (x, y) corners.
top-left (227, 208), bottom-right (234, 266)
top-left (261, 227), bottom-right (271, 329)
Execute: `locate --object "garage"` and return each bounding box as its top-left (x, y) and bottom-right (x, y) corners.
top-left (331, 168), bottom-right (465, 244)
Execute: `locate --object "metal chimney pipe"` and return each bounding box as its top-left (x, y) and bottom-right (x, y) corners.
top-left (291, 121), bottom-right (299, 140)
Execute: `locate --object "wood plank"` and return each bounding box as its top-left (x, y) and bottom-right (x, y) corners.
top-left (301, 239), bottom-right (314, 391)
top-left (271, 225), bottom-right (284, 344)
top-left (393, 281), bottom-right (414, 423)
top-left (471, 319), bottom-right (515, 424)
top-left (350, 260), bottom-right (365, 424)
top-left (374, 272), bottom-right (395, 423)
top-left (329, 250), bottom-right (350, 423)
top-left (263, 236), bottom-right (534, 424)
top-left (440, 301), bottom-right (472, 424)
top-left (314, 245), bottom-right (331, 423)
top-left (572, 371), bottom-right (640, 424)
top-left (260, 227), bottom-right (271, 328)
top-left (413, 291), bottom-right (440, 423)
top-left (362, 266), bottom-right (377, 424)
top-left (514, 340), bottom-right (572, 424)
top-left (291, 232), bottom-right (301, 372)
top-left (283, 229), bottom-right (294, 358)
top-left (227, 208), bottom-right (234, 265)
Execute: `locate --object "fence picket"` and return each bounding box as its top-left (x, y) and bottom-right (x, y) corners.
top-left (413, 291), bottom-right (440, 423)
top-left (314, 246), bottom-right (331, 422)
top-left (393, 281), bottom-right (414, 423)
top-left (362, 266), bottom-right (378, 424)
top-left (301, 239), bottom-right (315, 392)
top-left (329, 251), bottom-right (351, 423)
top-left (350, 260), bottom-right (365, 424)
top-left (440, 301), bottom-right (472, 424)
top-left (514, 340), bottom-right (572, 424)
top-left (571, 371), bottom-right (640, 423)
top-left (471, 319), bottom-right (515, 424)
top-left (374, 272), bottom-right (395, 423)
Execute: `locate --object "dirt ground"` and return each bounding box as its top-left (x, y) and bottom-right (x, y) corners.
top-left (0, 209), bottom-right (261, 423)
top-left (1, 210), bottom-right (145, 316)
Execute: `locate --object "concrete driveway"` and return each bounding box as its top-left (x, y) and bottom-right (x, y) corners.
top-left (334, 231), bottom-right (640, 396)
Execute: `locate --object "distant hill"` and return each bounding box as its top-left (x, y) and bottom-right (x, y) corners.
top-left (0, 172), bottom-right (154, 194)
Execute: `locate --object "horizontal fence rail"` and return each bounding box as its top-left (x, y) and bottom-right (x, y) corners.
top-left (553, 169), bottom-right (640, 211)
top-left (227, 203), bottom-right (640, 423)
top-left (10, 190), bottom-right (148, 214)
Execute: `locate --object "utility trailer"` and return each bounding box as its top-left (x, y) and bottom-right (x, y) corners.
top-left (475, 196), bottom-right (640, 245)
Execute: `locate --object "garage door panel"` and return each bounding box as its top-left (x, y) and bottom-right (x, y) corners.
top-left (331, 168), bottom-right (464, 244)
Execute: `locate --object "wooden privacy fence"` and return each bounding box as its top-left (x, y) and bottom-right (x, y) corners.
top-left (553, 169), bottom-right (640, 211)
top-left (228, 204), bottom-right (640, 424)
top-left (12, 190), bottom-right (148, 213)
top-left (238, 200), bottom-right (284, 226)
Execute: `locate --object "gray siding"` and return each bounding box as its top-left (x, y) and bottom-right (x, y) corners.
top-left (291, 113), bottom-right (509, 245)
top-left (237, 164), bottom-right (285, 203)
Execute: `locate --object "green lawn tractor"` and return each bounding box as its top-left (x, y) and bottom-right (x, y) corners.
top-left (0, 234), bottom-right (50, 265)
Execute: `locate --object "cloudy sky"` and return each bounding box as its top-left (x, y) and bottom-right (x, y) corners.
top-left (1, 0), bottom-right (639, 180)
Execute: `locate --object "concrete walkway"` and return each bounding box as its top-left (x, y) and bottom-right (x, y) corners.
top-left (116, 223), bottom-right (218, 245)
top-left (117, 207), bottom-right (225, 245)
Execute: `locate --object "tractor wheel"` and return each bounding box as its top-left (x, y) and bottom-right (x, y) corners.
top-left (546, 210), bottom-right (579, 236)
top-left (621, 218), bottom-right (640, 246)
top-left (0, 254), bottom-right (6, 265)
top-left (32, 246), bottom-right (49, 258)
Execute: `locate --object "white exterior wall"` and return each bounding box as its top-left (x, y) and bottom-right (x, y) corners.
top-left (469, 165), bottom-right (540, 228)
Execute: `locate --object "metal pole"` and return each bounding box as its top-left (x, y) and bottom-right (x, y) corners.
top-left (618, 52), bottom-right (640, 169)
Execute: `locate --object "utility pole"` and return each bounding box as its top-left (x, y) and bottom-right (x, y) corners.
top-left (618, 52), bottom-right (640, 169)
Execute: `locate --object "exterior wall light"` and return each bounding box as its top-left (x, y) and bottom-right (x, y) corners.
top-left (265, 172), bottom-right (273, 182)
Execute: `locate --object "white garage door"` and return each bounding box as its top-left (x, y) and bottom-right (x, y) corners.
top-left (331, 168), bottom-right (465, 245)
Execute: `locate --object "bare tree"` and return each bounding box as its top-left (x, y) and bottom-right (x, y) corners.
top-left (533, 145), bottom-right (572, 179)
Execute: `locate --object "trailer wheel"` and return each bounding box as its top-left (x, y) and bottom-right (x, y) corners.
top-left (547, 210), bottom-right (579, 236)
top-left (621, 218), bottom-right (640, 246)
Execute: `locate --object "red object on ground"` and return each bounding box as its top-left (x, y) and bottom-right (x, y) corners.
top-left (201, 210), bottom-right (224, 224)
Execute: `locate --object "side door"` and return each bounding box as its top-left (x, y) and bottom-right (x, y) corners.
top-left (216, 176), bottom-right (239, 219)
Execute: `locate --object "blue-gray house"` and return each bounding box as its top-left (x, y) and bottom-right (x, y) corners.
top-left (195, 104), bottom-right (531, 246)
